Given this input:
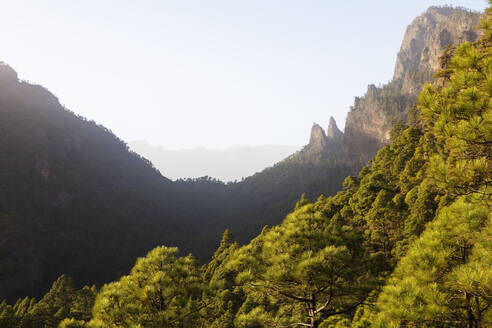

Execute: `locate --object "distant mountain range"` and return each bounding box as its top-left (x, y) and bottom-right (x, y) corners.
top-left (0, 6), bottom-right (480, 302)
top-left (129, 141), bottom-right (300, 182)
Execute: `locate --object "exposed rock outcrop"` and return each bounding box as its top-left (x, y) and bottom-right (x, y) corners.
top-left (394, 6), bottom-right (480, 97)
top-left (341, 6), bottom-right (481, 170)
top-left (308, 124), bottom-right (328, 152)
top-left (327, 116), bottom-right (343, 142)
top-left (290, 7), bottom-right (480, 173)
top-left (0, 63), bottom-right (19, 88)
top-left (0, 5), bottom-right (483, 302)
top-left (302, 119), bottom-right (344, 160)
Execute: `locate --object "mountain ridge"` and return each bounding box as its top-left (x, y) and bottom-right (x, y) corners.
top-left (129, 141), bottom-right (300, 182)
top-left (0, 5), bottom-right (482, 301)
top-left (307, 6), bottom-right (482, 171)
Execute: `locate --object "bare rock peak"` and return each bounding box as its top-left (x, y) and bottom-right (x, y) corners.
top-left (308, 123), bottom-right (328, 151)
top-left (0, 62), bottom-right (18, 84)
top-left (426, 5), bottom-right (477, 17)
top-left (327, 116), bottom-right (343, 141)
top-left (328, 116), bottom-right (337, 129)
top-left (310, 123), bottom-right (326, 139)
top-left (426, 6), bottom-right (457, 17)
top-left (393, 6), bottom-right (481, 84)
top-left (342, 6), bottom-right (481, 171)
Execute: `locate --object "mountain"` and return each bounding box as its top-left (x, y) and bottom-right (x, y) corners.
top-left (219, 117), bottom-right (350, 242)
top-left (128, 141), bottom-right (300, 182)
top-left (198, 4), bottom-right (482, 254)
top-left (196, 17), bottom-right (491, 326)
top-left (228, 5), bottom-right (481, 232)
top-left (3, 5), bottom-right (490, 325)
top-left (243, 6), bottom-right (481, 193)
top-left (342, 6), bottom-right (481, 169)
top-left (0, 6), bottom-right (481, 302)
top-left (0, 63), bottom-right (220, 301)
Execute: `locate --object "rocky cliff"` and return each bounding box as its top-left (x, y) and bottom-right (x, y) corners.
top-left (326, 116), bottom-right (344, 142)
top-left (284, 7), bottom-right (480, 173)
top-left (394, 6), bottom-right (480, 96)
top-left (297, 117), bottom-right (344, 161)
top-left (220, 5), bottom-right (483, 259)
top-left (0, 6), bottom-right (483, 302)
top-left (342, 6), bottom-right (481, 169)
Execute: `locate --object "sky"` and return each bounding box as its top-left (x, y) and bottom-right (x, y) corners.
top-left (0, 1), bottom-right (488, 149)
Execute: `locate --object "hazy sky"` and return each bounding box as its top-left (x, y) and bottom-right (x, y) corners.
top-left (0, 1), bottom-right (487, 149)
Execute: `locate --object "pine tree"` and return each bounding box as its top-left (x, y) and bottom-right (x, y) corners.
top-left (0, 301), bottom-right (16, 328)
top-left (370, 6), bottom-right (492, 325)
top-left (201, 230), bottom-right (245, 328)
top-left (230, 201), bottom-right (384, 328)
top-left (373, 196), bottom-right (490, 327)
top-left (92, 246), bottom-right (206, 327)
top-left (29, 275), bottom-right (76, 328)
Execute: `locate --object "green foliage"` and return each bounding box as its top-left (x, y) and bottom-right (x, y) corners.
top-left (368, 8), bottom-right (492, 327)
top-left (295, 193), bottom-right (312, 209)
top-left (200, 230), bottom-right (245, 328)
top-left (419, 40), bottom-right (492, 198)
top-left (228, 202), bottom-right (385, 327)
top-left (92, 246), bottom-right (205, 327)
top-left (0, 275), bottom-right (96, 328)
top-left (0, 4), bottom-right (490, 328)
top-left (373, 196), bottom-right (491, 327)
top-left (0, 59), bottom-right (352, 301)
top-left (0, 301), bottom-right (16, 328)
top-left (356, 83), bottom-right (413, 125)
top-left (225, 155), bottom-right (353, 247)
top-left (58, 318), bottom-right (87, 328)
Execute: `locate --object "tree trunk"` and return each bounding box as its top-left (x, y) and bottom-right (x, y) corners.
top-left (308, 294), bottom-right (317, 328)
top-left (310, 316), bottom-right (317, 328)
top-left (465, 292), bottom-right (475, 328)
top-left (475, 296), bottom-right (481, 328)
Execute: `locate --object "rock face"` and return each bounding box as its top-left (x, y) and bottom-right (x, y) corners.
top-left (327, 116), bottom-right (343, 142)
top-left (291, 7), bottom-right (480, 173)
top-left (0, 63), bottom-right (18, 86)
top-left (302, 119), bottom-right (344, 160)
top-left (341, 6), bottom-right (481, 170)
top-left (308, 124), bottom-right (328, 152)
top-left (0, 6), bottom-right (482, 302)
top-left (394, 6), bottom-right (480, 97)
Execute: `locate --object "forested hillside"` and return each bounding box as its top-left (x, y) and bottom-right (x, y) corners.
top-left (0, 56), bottom-right (350, 302)
top-left (1, 3), bottom-right (489, 327)
top-left (202, 5), bottom-right (482, 246)
top-left (0, 63), bottom-right (211, 300)
top-left (0, 4), bottom-right (485, 310)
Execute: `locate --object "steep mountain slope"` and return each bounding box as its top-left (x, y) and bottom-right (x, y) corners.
top-left (0, 64), bottom-right (223, 301)
top-left (217, 6), bottom-right (481, 242)
top-left (342, 6), bottom-right (481, 169)
top-left (1, 5), bottom-right (490, 327)
top-left (0, 6), bottom-right (482, 302)
top-left (219, 118), bottom-right (350, 243)
top-left (128, 141), bottom-right (299, 182)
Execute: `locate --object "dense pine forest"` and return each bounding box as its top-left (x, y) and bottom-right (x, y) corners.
top-left (0, 5), bottom-right (482, 303)
top-left (0, 4), bottom-right (490, 328)
top-left (0, 3), bottom-right (490, 328)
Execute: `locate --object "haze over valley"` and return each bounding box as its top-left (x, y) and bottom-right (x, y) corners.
top-left (0, 2), bottom-right (490, 328)
top-left (129, 141), bottom-right (300, 181)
